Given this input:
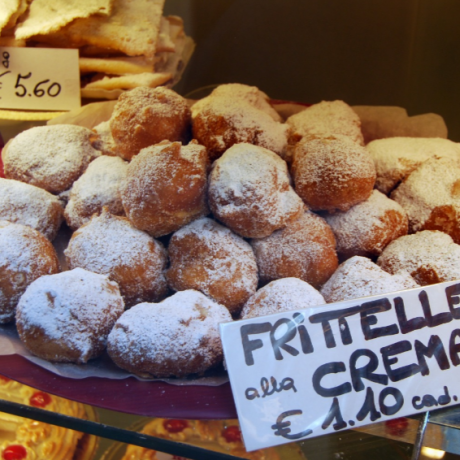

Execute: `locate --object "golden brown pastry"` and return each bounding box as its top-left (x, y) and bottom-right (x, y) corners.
top-left (391, 156), bottom-right (460, 244)
top-left (321, 256), bottom-right (419, 303)
top-left (324, 189), bottom-right (408, 260)
top-left (208, 143), bottom-right (304, 238)
top-left (121, 140), bottom-right (209, 237)
top-left (16, 267), bottom-right (124, 364)
top-left (377, 230), bottom-right (460, 286)
top-left (166, 217), bottom-right (258, 316)
top-left (286, 100), bottom-right (364, 146)
top-left (240, 278), bottom-right (325, 320)
top-left (64, 155), bottom-right (128, 230)
top-left (291, 135), bottom-right (376, 212)
top-left (2, 124), bottom-right (100, 194)
top-left (0, 177), bottom-right (63, 240)
top-left (250, 211), bottom-right (338, 288)
top-left (109, 86), bottom-right (191, 160)
top-left (191, 84), bottom-right (288, 162)
top-left (107, 290), bottom-right (232, 378)
top-left (0, 220), bottom-right (59, 324)
top-left (65, 210), bottom-right (168, 307)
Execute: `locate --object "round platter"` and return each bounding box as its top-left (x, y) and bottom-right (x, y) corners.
top-left (0, 354), bottom-right (237, 419)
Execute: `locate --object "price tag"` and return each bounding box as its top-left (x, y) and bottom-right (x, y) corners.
top-left (0, 47), bottom-right (80, 111)
top-left (220, 280), bottom-right (460, 451)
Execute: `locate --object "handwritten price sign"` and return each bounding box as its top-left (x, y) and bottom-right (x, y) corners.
top-left (0, 47), bottom-right (80, 111)
top-left (221, 281), bottom-right (460, 451)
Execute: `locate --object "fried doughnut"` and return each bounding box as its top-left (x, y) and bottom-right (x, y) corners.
top-left (367, 137), bottom-right (460, 195)
top-left (191, 86), bottom-right (288, 161)
top-left (208, 143), bottom-right (304, 238)
top-left (286, 100), bottom-right (364, 146)
top-left (65, 210), bottom-right (168, 307)
top-left (2, 124), bottom-right (100, 194)
top-left (107, 290), bottom-right (232, 378)
top-left (377, 230), bottom-right (460, 286)
top-left (324, 190), bottom-right (408, 260)
top-left (250, 211), bottom-right (338, 288)
top-left (240, 278), bottom-right (325, 320)
top-left (291, 135), bottom-right (376, 212)
top-left (321, 256), bottom-right (418, 303)
top-left (391, 156), bottom-right (460, 243)
top-left (121, 140), bottom-right (209, 237)
top-left (0, 177), bottom-right (63, 240)
top-left (109, 86), bottom-right (191, 161)
top-left (166, 217), bottom-right (258, 316)
top-left (16, 268), bottom-right (124, 364)
top-left (0, 221), bottom-right (59, 323)
top-left (65, 155), bottom-right (128, 230)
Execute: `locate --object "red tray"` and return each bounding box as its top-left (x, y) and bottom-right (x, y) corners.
top-left (0, 354), bottom-right (237, 419)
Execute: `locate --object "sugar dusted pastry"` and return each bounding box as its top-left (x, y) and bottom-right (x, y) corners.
top-left (166, 217), bottom-right (258, 316)
top-left (251, 211), bottom-right (338, 288)
top-left (3, 124), bottom-right (100, 194)
top-left (286, 100), bottom-right (364, 146)
top-left (321, 256), bottom-right (418, 303)
top-left (92, 120), bottom-right (118, 156)
top-left (366, 137), bottom-right (460, 194)
top-left (109, 86), bottom-right (191, 160)
top-left (208, 143), bottom-right (304, 238)
top-left (107, 290), bottom-right (232, 378)
top-left (16, 267), bottom-right (124, 364)
top-left (65, 155), bottom-right (128, 230)
top-left (291, 135), bottom-right (376, 212)
top-left (0, 221), bottom-right (59, 324)
top-left (377, 230), bottom-right (460, 286)
top-left (240, 278), bottom-right (325, 320)
top-left (391, 156), bottom-right (460, 243)
top-left (65, 210), bottom-right (168, 307)
top-left (0, 177), bottom-right (63, 240)
top-left (191, 84), bottom-right (288, 161)
top-left (325, 190), bottom-right (408, 260)
top-left (121, 140), bottom-right (209, 237)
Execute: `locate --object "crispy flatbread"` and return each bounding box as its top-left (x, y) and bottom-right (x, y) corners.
top-left (0, 0), bottom-right (20, 33)
top-left (15, 0), bottom-right (112, 39)
top-left (28, 0), bottom-right (165, 58)
top-left (79, 56), bottom-right (154, 75)
top-left (83, 71), bottom-right (172, 91)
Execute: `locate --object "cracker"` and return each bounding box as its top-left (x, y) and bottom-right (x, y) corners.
top-left (14, 0), bottom-right (112, 40)
top-left (0, 0), bottom-right (20, 34)
top-left (82, 71), bottom-right (172, 91)
top-left (28, 0), bottom-right (165, 58)
top-left (79, 56), bottom-right (154, 75)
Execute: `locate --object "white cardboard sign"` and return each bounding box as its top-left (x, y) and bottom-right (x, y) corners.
top-left (0, 47), bottom-right (80, 111)
top-left (220, 280), bottom-right (460, 451)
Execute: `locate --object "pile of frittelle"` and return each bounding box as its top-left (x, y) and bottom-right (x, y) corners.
top-left (1, 83), bottom-right (460, 379)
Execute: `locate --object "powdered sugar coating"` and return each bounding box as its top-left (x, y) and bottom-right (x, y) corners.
top-left (16, 267), bottom-right (124, 363)
top-left (0, 221), bottom-right (59, 323)
top-left (121, 140), bottom-right (209, 237)
top-left (192, 83), bottom-right (282, 122)
top-left (325, 189), bottom-right (408, 259)
top-left (208, 143), bottom-right (304, 238)
top-left (0, 177), bottom-right (63, 240)
top-left (110, 86), bottom-right (191, 161)
top-left (167, 217), bottom-right (258, 315)
top-left (107, 290), bottom-right (232, 378)
top-left (3, 124), bottom-right (100, 194)
top-left (286, 100), bottom-right (364, 146)
top-left (65, 155), bottom-right (128, 230)
top-left (292, 135), bottom-right (376, 212)
top-left (192, 94), bottom-right (288, 161)
top-left (377, 230), bottom-right (460, 286)
top-left (65, 210), bottom-right (168, 307)
top-left (251, 211), bottom-right (338, 288)
top-left (321, 256), bottom-right (418, 303)
top-left (240, 278), bottom-right (325, 320)
top-left (366, 137), bottom-right (460, 194)
top-left (391, 156), bottom-right (460, 243)
top-left (92, 120), bottom-right (118, 156)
